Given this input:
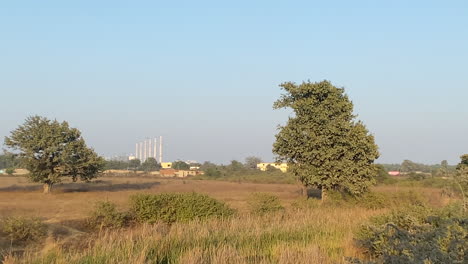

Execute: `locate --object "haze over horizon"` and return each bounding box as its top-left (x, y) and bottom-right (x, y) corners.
top-left (1, 1), bottom-right (467, 165)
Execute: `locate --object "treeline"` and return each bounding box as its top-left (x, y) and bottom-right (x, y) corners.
top-left (105, 158), bottom-right (161, 172)
top-left (380, 159), bottom-right (457, 174)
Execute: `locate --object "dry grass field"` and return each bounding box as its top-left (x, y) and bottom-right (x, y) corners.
top-left (0, 175), bottom-right (458, 264)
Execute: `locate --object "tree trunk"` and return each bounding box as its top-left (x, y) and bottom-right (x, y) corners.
top-left (43, 183), bottom-right (52, 194)
top-left (302, 186), bottom-right (308, 198)
top-left (321, 188), bottom-right (327, 202)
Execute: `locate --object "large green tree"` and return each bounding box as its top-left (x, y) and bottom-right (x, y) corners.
top-left (273, 80), bottom-right (379, 199)
top-left (4, 116), bottom-right (105, 193)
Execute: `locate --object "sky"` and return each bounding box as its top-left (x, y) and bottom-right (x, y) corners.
top-left (1, 0), bottom-right (467, 165)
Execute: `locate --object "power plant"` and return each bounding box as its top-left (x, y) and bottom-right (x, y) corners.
top-left (133, 136), bottom-right (163, 162)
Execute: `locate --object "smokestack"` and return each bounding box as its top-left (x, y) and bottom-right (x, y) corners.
top-left (159, 136), bottom-right (163, 163)
top-left (139, 142), bottom-right (143, 161)
top-left (148, 139), bottom-right (152, 160)
top-left (153, 138), bottom-right (157, 160)
top-left (135, 143), bottom-right (138, 160)
top-left (144, 139), bottom-right (147, 162)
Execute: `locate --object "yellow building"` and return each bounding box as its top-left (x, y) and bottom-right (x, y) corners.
top-left (161, 162), bottom-right (172, 169)
top-left (256, 163), bottom-right (288, 172)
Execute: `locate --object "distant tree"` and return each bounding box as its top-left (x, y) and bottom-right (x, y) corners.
top-left (172, 161), bottom-right (190, 170)
top-left (128, 159), bottom-right (141, 171)
top-left (245, 156), bottom-right (263, 169)
top-left (455, 154), bottom-right (468, 212)
top-left (205, 167), bottom-right (222, 177)
top-left (400, 160), bottom-right (418, 173)
top-left (141, 157), bottom-right (161, 172)
top-left (4, 116), bottom-right (105, 194)
top-left (0, 154), bottom-right (19, 169)
top-left (228, 160), bottom-right (245, 172)
top-left (408, 172), bottom-right (426, 181)
top-left (375, 164), bottom-right (390, 184)
top-left (266, 164), bottom-right (280, 172)
top-left (104, 160), bottom-right (130, 170)
top-left (273, 80), bottom-right (379, 200)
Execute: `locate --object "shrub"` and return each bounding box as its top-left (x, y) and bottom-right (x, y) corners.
top-left (87, 201), bottom-right (129, 229)
top-left (357, 192), bottom-right (390, 210)
top-left (1, 216), bottom-right (46, 243)
top-left (130, 193), bottom-right (235, 223)
top-left (248, 193), bottom-right (284, 215)
top-left (5, 168), bottom-right (15, 175)
top-left (356, 205), bottom-right (468, 263)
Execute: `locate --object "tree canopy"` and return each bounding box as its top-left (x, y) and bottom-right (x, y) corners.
top-left (273, 80), bottom-right (379, 198)
top-left (4, 116), bottom-right (105, 193)
top-left (172, 161), bottom-right (190, 170)
top-left (141, 157), bottom-right (161, 172)
top-left (244, 156), bottom-right (263, 169)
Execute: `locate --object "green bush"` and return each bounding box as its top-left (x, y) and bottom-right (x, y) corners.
top-left (248, 193), bottom-right (284, 215)
top-left (5, 168), bottom-right (15, 175)
top-left (130, 193), bottom-right (235, 223)
top-left (1, 216), bottom-right (46, 243)
top-left (357, 192), bottom-right (390, 210)
top-left (88, 201), bottom-right (129, 229)
top-left (356, 204), bottom-right (468, 263)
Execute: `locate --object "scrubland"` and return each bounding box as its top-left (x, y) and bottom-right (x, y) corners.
top-left (0, 174), bottom-right (463, 264)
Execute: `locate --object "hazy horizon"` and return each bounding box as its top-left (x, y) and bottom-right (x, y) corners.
top-left (1, 1), bottom-right (467, 165)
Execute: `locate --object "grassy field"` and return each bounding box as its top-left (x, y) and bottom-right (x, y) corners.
top-left (0, 175), bottom-right (459, 263)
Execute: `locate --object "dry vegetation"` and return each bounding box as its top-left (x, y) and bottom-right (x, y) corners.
top-left (0, 175), bottom-right (459, 264)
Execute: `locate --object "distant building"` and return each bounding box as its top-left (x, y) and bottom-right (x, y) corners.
top-left (388, 171), bottom-right (401, 176)
top-left (256, 163), bottom-right (288, 173)
top-left (161, 162), bottom-right (173, 169)
top-left (128, 155), bottom-right (136, 161)
top-left (159, 168), bottom-right (203, 178)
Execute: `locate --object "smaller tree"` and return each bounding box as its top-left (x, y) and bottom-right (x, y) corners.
top-left (140, 157), bottom-right (161, 172)
top-left (128, 159), bottom-right (141, 171)
top-left (245, 156), bottom-right (263, 169)
top-left (172, 161), bottom-right (190, 170)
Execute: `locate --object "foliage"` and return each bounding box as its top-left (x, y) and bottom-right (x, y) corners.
top-left (172, 161), bottom-right (190, 170)
top-left (408, 172), bottom-right (427, 181)
top-left (247, 193), bottom-right (284, 215)
top-left (0, 154), bottom-right (20, 170)
top-left (356, 204), bottom-right (468, 263)
top-left (128, 159), bottom-right (141, 171)
top-left (104, 160), bottom-right (130, 170)
top-left (130, 193), bottom-right (235, 223)
top-left (140, 157), bottom-right (161, 172)
top-left (5, 168), bottom-right (15, 175)
top-left (4, 116), bottom-right (105, 193)
top-left (87, 201), bottom-right (129, 229)
top-left (1, 216), bottom-right (47, 244)
top-left (272, 80), bottom-right (379, 198)
top-left (374, 164), bottom-right (390, 184)
top-left (455, 154), bottom-right (468, 212)
top-left (244, 156), bottom-right (263, 169)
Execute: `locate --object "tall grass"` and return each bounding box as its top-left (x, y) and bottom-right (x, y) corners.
top-left (7, 207), bottom-right (383, 264)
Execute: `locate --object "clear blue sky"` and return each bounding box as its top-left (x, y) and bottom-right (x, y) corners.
top-left (1, 0), bottom-right (467, 165)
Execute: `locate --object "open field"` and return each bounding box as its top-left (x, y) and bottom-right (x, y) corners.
top-left (0, 175), bottom-right (460, 263)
